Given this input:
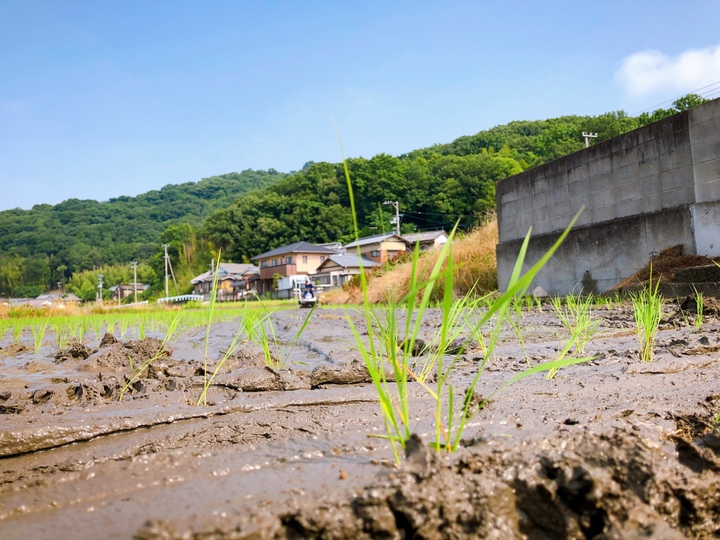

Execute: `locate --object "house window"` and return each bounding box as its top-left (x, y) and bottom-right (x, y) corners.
top-left (285, 256), bottom-right (292, 264)
top-left (302, 256), bottom-right (308, 263)
top-left (371, 250), bottom-right (381, 258)
top-left (261, 261), bottom-right (267, 268)
top-left (272, 259), bottom-right (278, 267)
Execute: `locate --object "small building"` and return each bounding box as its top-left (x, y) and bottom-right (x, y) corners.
top-left (190, 263), bottom-right (259, 301)
top-left (20, 291), bottom-right (82, 308)
top-left (251, 242), bottom-right (338, 295)
top-left (314, 254), bottom-right (380, 288)
top-left (402, 230), bottom-right (448, 251)
top-left (343, 233), bottom-right (408, 265)
top-left (109, 283), bottom-right (150, 301)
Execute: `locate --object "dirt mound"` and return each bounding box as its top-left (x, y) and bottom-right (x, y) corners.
top-left (274, 421), bottom-right (720, 539)
top-left (616, 244), bottom-right (720, 289)
top-left (80, 337), bottom-right (170, 371)
top-left (680, 295), bottom-right (720, 317)
top-left (0, 343), bottom-right (29, 356)
top-left (54, 339), bottom-right (92, 363)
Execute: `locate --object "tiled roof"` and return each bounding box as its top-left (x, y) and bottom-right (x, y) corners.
top-left (251, 241), bottom-right (336, 261)
top-left (402, 230), bottom-right (448, 243)
top-left (191, 263), bottom-right (258, 284)
top-left (344, 233), bottom-right (407, 249)
top-left (317, 254), bottom-right (380, 271)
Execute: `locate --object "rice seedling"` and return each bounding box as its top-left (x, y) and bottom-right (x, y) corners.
top-left (243, 300), bottom-right (316, 369)
top-left (80, 317), bottom-right (90, 342)
top-left (30, 316), bottom-right (50, 354)
top-left (551, 293), bottom-right (599, 355)
top-left (630, 270), bottom-right (663, 362)
top-left (338, 127), bottom-right (589, 462)
top-left (347, 237), bottom-right (452, 462)
top-left (119, 312), bottom-right (185, 400)
top-left (545, 323), bottom-right (589, 379)
top-left (415, 287), bottom-right (485, 382)
top-left (90, 316), bottom-right (105, 340)
top-left (137, 315), bottom-right (147, 340)
top-left (441, 217), bottom-right (593, 453)
top-left (200, 259), bottom-right (222, 406)
top-left (51, 318), bottom-right (72, 349)
top-left (242, 311), bottom-right (276, 367)
top-left (196, 304), bottom-right (251, 406)
top-left (693, 287), bottom-right (704, 331)
top-left (12, 320), bottom-right (24, 344)
top-left (119, 316), bottom-right (130, 338)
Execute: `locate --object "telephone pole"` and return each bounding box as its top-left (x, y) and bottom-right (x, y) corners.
top-left (131, 261), bottom-right (138, 303)
top-left (383, 200), bottom-right (401, 235)
top-left (163, 244), bottom-right (170, 299)
top-left (97, 273), bottom-right (104, 303)
top-left (582, 132), bottom-right (598, 148)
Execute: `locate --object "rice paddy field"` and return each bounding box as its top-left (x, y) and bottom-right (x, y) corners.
top-left (0, 291), bottom-right (719, 539)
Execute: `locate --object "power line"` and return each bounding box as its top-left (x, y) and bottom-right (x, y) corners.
top-left (404, 210), bottom-right (476, 219)
top-left (631, 79), bottom-right (720, 115)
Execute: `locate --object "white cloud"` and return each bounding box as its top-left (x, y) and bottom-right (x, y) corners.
top-left (616, 45), bottom-right (720, 97)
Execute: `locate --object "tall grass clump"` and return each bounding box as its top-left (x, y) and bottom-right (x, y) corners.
top-left (630, 270), bottom-right (663, 362)
top-left (337, 127), bottom-right (588, 462)
top-left (326, 216), bottom-right (499, 305)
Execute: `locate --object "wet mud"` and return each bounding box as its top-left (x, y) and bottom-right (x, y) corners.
top-left (1, 302), bottom-right (719, 538)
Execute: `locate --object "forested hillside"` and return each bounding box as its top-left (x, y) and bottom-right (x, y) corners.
top-left (0, 95), bottom-right (706, 298)
top-left (0, 170), bottom-right (284, 297)
top-left (203, 95), bottom-right (707, 262)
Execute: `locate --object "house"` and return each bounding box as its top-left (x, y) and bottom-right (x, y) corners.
top-left (109, 283), bottom-right (150, 301)
top-left (314, 254), bottom-right (380, 288)
top-left (12, 291), bottom-right (82, 308)
top-left (250, 242), bottom-right (338, 295)
top-left (402, 230), bottom-right (448, 251)
top-left (190, 263), bottom-right (259, 301)
top-left (343, 233), bottom-right (408, 265)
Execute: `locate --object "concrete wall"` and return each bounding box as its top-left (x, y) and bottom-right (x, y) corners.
top-left (496, 98), bottom-right (720, 295)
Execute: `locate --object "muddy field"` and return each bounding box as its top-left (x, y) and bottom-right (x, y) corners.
top-left (1, 301), bottom-right (719, 539)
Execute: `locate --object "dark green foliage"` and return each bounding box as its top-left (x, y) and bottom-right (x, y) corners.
top-left (0, 170), bottom-right (282, 296)
top-left (637, 94), bottom-right (709, 127)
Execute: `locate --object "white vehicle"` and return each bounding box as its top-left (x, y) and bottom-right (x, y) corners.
top-left (297, 283), bottom-right (318, 308)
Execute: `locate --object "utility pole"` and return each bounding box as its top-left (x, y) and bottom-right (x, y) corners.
top-left (163, 244), bottom-right (170, 299)
top-left (97, 273), bottom-right (104, 303)
top-left (131, 261), bottom-right (138, 303)
top-left (582, 132), bottom-right (598, 148)
top-left (383, 200), bottom-right (401, 235)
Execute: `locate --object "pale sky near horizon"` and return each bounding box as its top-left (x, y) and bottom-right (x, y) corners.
top-left (1, 0), bottom-right (720, 211)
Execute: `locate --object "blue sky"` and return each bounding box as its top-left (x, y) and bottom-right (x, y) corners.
top-left (1, 0), bottom-right (719, 211)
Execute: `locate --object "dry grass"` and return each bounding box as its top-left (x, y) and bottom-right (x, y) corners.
top-left (324, 217), bottom-right (498, 305)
